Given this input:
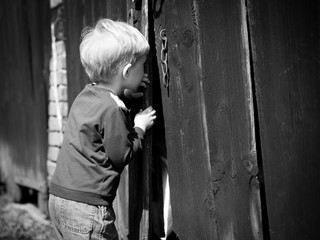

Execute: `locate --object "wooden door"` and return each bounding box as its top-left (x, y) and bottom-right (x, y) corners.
top-left (247, 0), bottom-right (320, 239)
top-left (153, 0), bottom-right (262, 239)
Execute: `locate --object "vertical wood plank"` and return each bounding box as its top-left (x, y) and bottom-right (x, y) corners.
top-left (106, 0), bottom-right (127, 21)
top-left (138, 1), bottom-right (152, 239)
top-left (247, 0), bottom-right (320, 239)
top-left (0, 0), bottom-right (50, 200)
top-left (153, 0), bottom-right (262, 239)
top-left (26, 0), bottom-right (51, 190)
top-left (65, 0), bottom-right (86, 106)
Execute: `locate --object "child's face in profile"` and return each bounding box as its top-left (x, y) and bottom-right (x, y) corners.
top-left (125, 55), bottom-right (147, 89)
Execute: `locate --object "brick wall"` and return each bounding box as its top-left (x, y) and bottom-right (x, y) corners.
top-left (47, 0), bottom-right (67, 184)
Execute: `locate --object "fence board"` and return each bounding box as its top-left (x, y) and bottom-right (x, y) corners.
top-left (247, 0), bottom-right (320, 239)
top-left (153, 0), bottom-right (261, 239)
top-left (0, 0), bottom-right (50, 197)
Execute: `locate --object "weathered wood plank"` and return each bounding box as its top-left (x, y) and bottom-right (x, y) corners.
top-left (126, 3), bottom-right (142, 236)
top-left (154, 0), bottom-right (261, 239)
top-left (247, 0), bottom-right (320, 239)
top-left (0, 0), bottom-right (50, 212)
top-left (138, 0), bottom-right (152, 238)
top-left (65, 0), bottom-right (88, 106)
top-left (148, 2), bottom-right (167, 238)
top-left (26, 0), bottom-right (51, 191)
top-left (106, 0), bottom-right (127, 21)
top-left (0, 0), bottom-right (50, 191)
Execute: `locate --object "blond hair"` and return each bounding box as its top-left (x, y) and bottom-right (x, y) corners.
top-left (80, 19), bottom-right (149, 82)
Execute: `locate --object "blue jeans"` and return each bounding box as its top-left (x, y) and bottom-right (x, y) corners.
top-left (49, 194), bottom-right (119, 240)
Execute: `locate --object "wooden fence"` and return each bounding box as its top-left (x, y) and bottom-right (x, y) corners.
top-left (248, 1), bottom-right (320, 238)
top-left (153, 0), bottom-right (320, 239)
top-left (154, 0), bottom-right (260, 239)
top-left (0, 0), bottom-right (51, 210)
top-left (0, 0), bottom-right (319, 239)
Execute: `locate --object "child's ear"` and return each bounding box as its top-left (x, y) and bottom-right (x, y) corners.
top-left (122, 63), bottom-right (132, 79)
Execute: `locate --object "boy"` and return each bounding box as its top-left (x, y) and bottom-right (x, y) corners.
top-left (49, 19), bottom-right (156, 240)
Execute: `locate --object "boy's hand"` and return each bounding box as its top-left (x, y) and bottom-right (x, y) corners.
top-left (134, 106), bottom-right (157, 132)
top-left (124, 73), bottom-right (150, 99)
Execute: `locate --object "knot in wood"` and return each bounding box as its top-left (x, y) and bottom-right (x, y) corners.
top-left (212, 160), bottom-right (226, 180)
top-left (172, 29), bottom-right (180, 43)
top-left (243, 159), bottom-right (253, 174)
top-left (182, 29), bottom-right (194, 48)
top-left (171, 53), bottom-right (182, 70)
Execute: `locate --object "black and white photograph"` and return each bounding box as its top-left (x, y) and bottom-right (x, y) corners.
top-left (0, 0), bottom-right (319, 239)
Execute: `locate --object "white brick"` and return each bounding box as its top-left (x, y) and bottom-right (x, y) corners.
top-left (49, 102), bottom-right (68, 117)
top-left (48, 132), bottom-right (63, 146)
top-left (48, 116), bottom-right (67, 131)
top-left (49, 116), bottom-right (59, 131)
top-left (47, 175), bottom-right (52, 186)
top-left (58, 85), bottom-right (68, 100)
top-left (47, 146), bottom-right (60, 162)
top-left (55, 41), bottom-right (66, 56)
top-left (50, 55), bottom-right (67, 71)
top-left (49, 85), bottom-right (68, 101)
top-left (50, 0), bottom-right (63, 8)
top-left (47, 160), bottom-right (57, 177)
top-left (50, 72), bottom-right (67, 85)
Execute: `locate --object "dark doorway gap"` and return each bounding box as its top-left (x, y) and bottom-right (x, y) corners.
top-left (147, 1), bottom-right (179, 239)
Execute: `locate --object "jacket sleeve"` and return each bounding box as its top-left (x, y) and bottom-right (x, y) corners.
top-left (102, 106), bottom-right (145, 169)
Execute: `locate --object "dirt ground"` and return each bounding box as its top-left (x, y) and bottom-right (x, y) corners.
top-left (0, 194), bottom-right (56, 240)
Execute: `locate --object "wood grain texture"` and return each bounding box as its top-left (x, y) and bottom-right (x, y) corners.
top-left (0, 0), bottom-right (50, 193)
top-left (247, 0), bottom-right (320, 239)
top-left (137, 1), bottom-right (152, 239)
top-left (153, 0), bottom-right (262, 239)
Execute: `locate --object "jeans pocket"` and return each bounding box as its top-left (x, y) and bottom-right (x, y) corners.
top-left (104, 206), bottom-right (116, 222)
top-left (60, 198), bottom-right (95, 235)
top-left (97, 206), bottom-right (118, 240)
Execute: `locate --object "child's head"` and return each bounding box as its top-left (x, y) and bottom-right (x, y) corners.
top-left (80, 19), bottom-right (149, 83)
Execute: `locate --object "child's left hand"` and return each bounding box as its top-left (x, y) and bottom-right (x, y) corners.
top-left (124, 73), bottom-right (150, 99)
